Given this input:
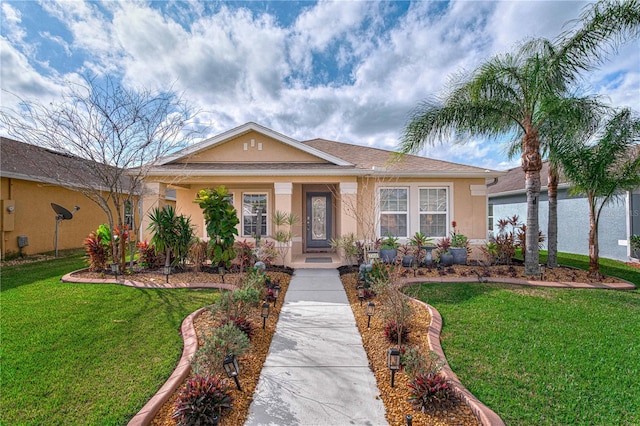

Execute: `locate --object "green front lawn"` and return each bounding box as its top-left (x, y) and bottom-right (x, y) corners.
top-left (1, 255), bottom-right (219, 426)
top-left (411, 253), bottom-right (640, 425)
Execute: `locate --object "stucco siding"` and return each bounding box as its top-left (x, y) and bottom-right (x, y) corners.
top-left (1, 177), bottom-right (109, 257)
top-left (491, 191), bottom-right (629, 261)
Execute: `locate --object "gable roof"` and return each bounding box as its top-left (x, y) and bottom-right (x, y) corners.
top-left (147, 122), bottom-right (502, 179)
top-left (159, 122), bottom-right (352, 166)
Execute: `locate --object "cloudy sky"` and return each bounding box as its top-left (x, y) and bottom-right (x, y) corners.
top-left (1, 1), bottom-right (638, 170)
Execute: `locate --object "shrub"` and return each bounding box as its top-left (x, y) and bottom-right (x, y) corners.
top-left (234, 239), bottom-right (255, 272)
top-left (384, 320), bottom-right (409, 344)
top-left (255, 240), bottom-right (278, 266)
top-left (136, 240), bottom-right (162, 269)
top-left (172, 375), bottom-right (233, 425)
top-left (222, 316), bottom-right (254, 339)
top-left (191, 323), bottom-right (250, 377)
top-left (408, 372), bottom-right (454, 412)
top-left (84, 232), bottom-right (109, 271)
top-left (187, 240), bottom-right (209, 272)
top-left (401, 347), bottom-right (444, 379)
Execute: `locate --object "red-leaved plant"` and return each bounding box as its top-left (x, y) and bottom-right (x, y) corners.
top-left (83, 232), bottom-right (108, 271)
top-left (172, 375), bottom-right (233, 425)
top-left (221, 316), bottom-right (254, 339)
top-left (384, 320), bottom-right (409, 344)
top-left (408, 372), bottom-right (454, 412)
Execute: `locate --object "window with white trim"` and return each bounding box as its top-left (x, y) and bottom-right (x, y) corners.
top-left (242, 193), bottom-right (267, 237)
top-left (379, 187), bottom-right (408, 238)
top-left (419, 188), bottom-right (448, 237)
top-left (124, 200), bottom-right (134, 231)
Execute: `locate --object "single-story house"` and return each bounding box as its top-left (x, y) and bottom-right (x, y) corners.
top-left (488, 161), bottom-right (640, 262)
top-left (141, 122), bottom-right (503, 267)
top-left (0, 137), bottom-right (168, 259)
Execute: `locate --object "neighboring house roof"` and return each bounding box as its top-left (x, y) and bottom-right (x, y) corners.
top-left (487, 161), bottom-right (570, 197)
top-left (148, 122), bottom-right (503, 179)
top-left (0, 137), bottom-right (129, 191)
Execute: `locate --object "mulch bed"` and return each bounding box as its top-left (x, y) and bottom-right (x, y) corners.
top-left (64, 262), bottom-right (631, 426)
top-left (150, 271), bottom-right (291, 426)
top-left (340, 271), bottom-right (481, 426)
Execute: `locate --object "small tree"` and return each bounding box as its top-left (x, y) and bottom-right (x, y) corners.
top-left (556, 108), bottom-right (640, 279)
top-left (0, 76), bottom-right (198, 269)
top-left (194, 186), bottom-right (239, 269)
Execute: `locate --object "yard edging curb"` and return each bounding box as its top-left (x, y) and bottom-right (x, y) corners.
top-left (399, 274), bottom-right (636, 426)
top-left (127, 307), bottom-right (205, 426)
top-left (410, 297), bottom-right (506, 426)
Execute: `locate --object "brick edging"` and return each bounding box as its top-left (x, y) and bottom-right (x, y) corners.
top-left (127, 307), bottom-right (205, 426)
top-left (411, 297), bottom-right (506, 426)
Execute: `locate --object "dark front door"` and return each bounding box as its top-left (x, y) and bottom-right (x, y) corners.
top-left (306, 192), bottom-right (332, 249)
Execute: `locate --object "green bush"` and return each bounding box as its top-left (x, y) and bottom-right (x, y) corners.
top-left (191, 323), bottom-right (250, 377)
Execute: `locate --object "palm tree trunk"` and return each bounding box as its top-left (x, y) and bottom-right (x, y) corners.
top-left (587, 194), bottom-right (602, 280)
top-left (547, 166), bottom-right (559, 268)
top-left (522, 130), bottom-right (542, 276)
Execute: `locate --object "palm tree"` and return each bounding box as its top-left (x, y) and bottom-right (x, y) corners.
top-left (554, 108), bottom-right (640, 279)
top-left (506, 96), bottom-right (605, 269)
top-left (147, 205), bottom-right (180, 270)
top-left (399, 0), bottom-right (640, 275)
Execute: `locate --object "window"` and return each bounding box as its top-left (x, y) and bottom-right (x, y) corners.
top-left (379, 188), bottom-right (408, 237)
top-left (242, 193), bottom-right (267, 237)
top-left (488, 203), bottom-right (494, 232)
top-left (419, 188), bottom-right (448, 238)
top-left (124, 200), bottom-right (135, 231)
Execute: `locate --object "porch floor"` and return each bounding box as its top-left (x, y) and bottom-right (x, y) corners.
top-left (290, 252), bottom-right (343, 269)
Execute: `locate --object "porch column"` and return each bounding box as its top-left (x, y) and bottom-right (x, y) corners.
top-left (274, 182), bottom-right (294, 264)
top-left (340, 182), bottom-right (358, 238)
top-left (140, 182), bottom-right (167, 242)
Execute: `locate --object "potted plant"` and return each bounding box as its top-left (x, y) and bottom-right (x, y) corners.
top-left (410, 231), bottom-right (434, 266)
top-left (631, 234), bottom-right (640, 259)
top-left (436, 236), bottom-right (453, 266)
top-left (380, 234), bottom-right (399, 264)
top-left (399, 244), bottom-right (415, 267)
top-left (449, 221), bottom-right (468, 265)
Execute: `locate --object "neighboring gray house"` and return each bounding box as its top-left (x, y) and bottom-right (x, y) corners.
top-left (488, 161), bottom-right (640, 262)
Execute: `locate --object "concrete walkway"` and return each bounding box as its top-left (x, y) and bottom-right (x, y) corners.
top-left (245, 269), bottom-right (388, 426)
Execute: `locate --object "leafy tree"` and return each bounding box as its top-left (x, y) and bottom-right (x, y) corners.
top-left (0, 76), bottom-right (198, 269)
top-left (555, 108), bottom-right (640, 279)
top-left (399, 0), bottom-right (640, 275)
top-left (194, 186), bottom-right (239, 269)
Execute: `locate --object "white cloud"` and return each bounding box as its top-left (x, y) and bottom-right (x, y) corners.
top-left (1, 0), bottom-right (638, 171)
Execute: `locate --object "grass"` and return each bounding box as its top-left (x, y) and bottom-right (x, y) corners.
top-left (1, 254), bottom-right (219, 426)
top-left (410, 253), bottom-right (640, 425)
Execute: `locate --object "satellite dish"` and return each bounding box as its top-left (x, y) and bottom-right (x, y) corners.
top-left (51, 203), bottom-right (79, 257)
top-left (51, 203), bottom-right (73, 220)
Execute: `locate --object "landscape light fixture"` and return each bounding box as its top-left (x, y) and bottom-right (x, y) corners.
top-left (261, 302), bottom-right (270, 329)
top-left (365, 301), bottom-right (375, 328)
top-left (219, 266), bottom-right (225, 283)
top-left (273, 284), bottom-right (281, 307)
top-left (406, 414), bottom-right (413, 426)
top-left (212, 415), bottom-right (219, 426)
top-left (357, 285), bottom-right (364, 306)
top-left (387, 347), bottom-right (401, 387)
top-left (110, 262), bottom-right (120, 280)
top-left (163, 265), bottom-right (171, 283)
top-left (223, 353), bottom-right (242, 391)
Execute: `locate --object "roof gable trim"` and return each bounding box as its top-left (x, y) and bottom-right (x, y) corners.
top-left (159, 122), bottom-right (353, 166)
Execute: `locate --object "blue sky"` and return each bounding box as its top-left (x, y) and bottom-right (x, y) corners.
top-left (1, 1), bottom-right (638, 170)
